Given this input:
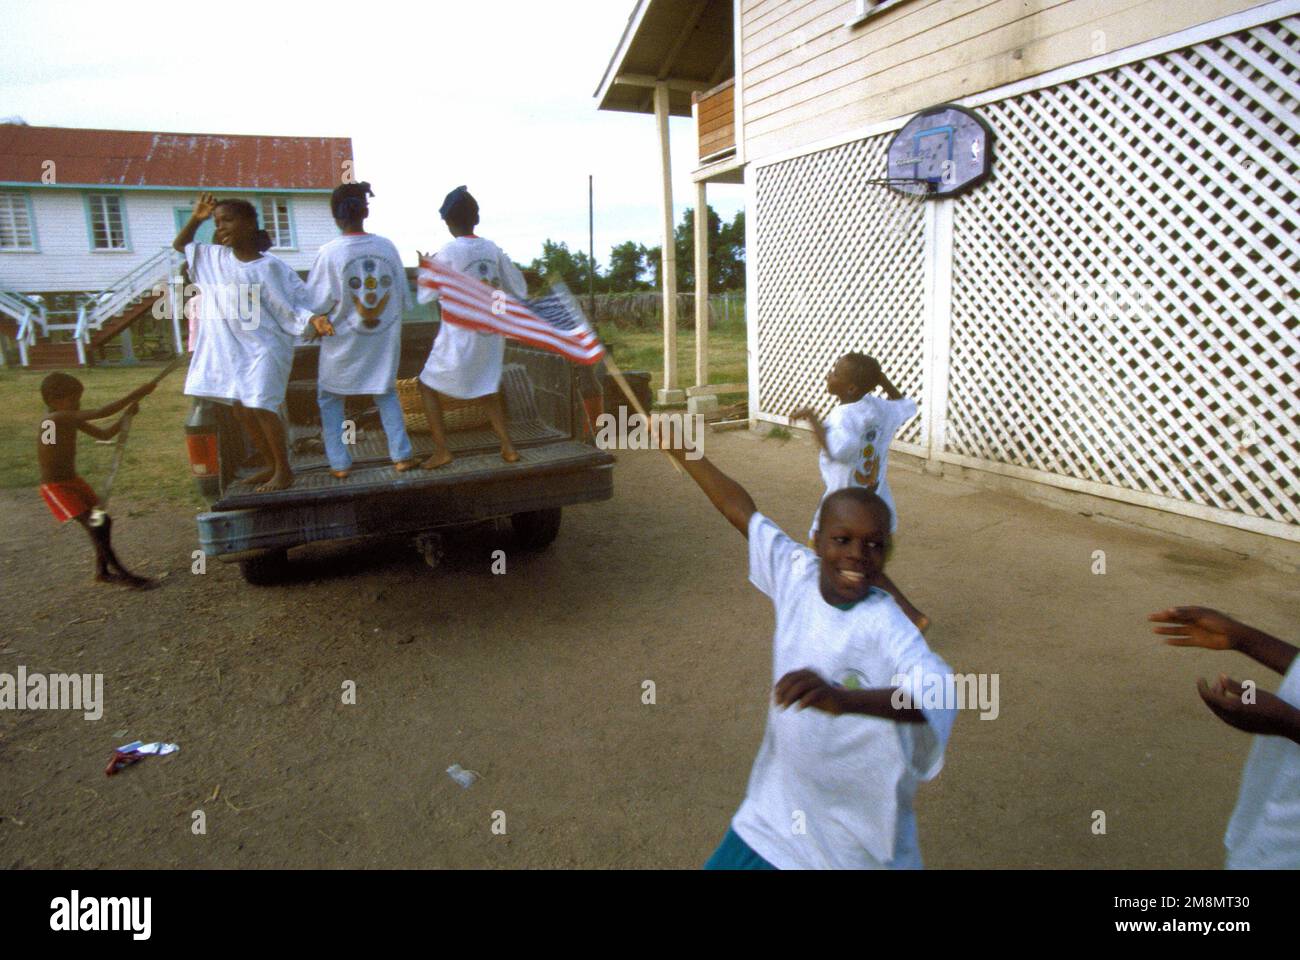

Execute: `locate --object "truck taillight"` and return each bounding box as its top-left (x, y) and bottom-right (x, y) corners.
top-left (186, 433), bottom-right (219, 477)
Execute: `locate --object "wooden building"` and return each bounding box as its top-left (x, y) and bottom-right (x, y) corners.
top-left (597, 0), bottom-right (1299, 551)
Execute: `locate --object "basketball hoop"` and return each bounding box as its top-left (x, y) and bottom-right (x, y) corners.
top-left (880, 104), bottom-right (995, 199)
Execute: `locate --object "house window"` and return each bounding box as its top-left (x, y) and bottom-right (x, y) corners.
top-left (259, 196), bottom-right (295, 249)
top-left (0, 191), bottom-right (36, 250)
top-left (847, 0), bottom-right (906, 27)
top-left (87, 193), bottom-right (128, 250)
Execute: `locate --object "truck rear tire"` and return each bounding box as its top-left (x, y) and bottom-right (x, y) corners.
top-left (511, 508), bottom-right (562, 550)
top-left (239, 549), bottom-right (290, 586)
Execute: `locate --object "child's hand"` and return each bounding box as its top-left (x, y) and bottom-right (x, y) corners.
top-left (193, 192), bottom-right (217, 220)
top-left (774, 669), bottom-right (844, 715)
top-left (309, 315), bottom-right (335, 338)
top-left (1197, 674), bottom-right (1297, 737)
top-left (789, 406), bottom-right (819, 425)
top-left (1149, 606), bottom-right (1248, 651)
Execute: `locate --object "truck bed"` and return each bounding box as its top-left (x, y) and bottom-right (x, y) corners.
top-left (213, 431), bottom-right (608, 511)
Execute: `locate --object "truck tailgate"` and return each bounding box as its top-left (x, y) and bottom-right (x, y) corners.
top-left (212, 440), bottom-right (613, 511)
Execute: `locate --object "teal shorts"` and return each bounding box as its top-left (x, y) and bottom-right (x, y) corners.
top-left (704, 827), bottom-right (777, 870)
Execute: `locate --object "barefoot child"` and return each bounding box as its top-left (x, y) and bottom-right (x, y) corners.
top-left (174, 192), bottom-right (329, 492)
top-left (37, 373), bottom-right (157, 588)
top-left (416, 185), bottom-right (524, 468)
top-left (792, 352), bottom-right (927, 630)
top-left (660, 440), bottom-right (955, 869)
top-left (1149, 606), bottom-right (1300, 868)
top-left (299, 181), bottom-right (416, 478)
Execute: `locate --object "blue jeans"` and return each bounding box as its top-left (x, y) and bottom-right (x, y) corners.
top-left (703, 827), bottom-right (777, 870)
top-left (318, 388), bottom-right (412, 472)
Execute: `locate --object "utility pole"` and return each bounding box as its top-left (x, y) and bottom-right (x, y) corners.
top-left (588, 174), bottom-right (596, 322)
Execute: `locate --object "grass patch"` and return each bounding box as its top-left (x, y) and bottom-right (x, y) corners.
top-left (1, 363), bottom-right (203, 510)
top-left (599, 320), bottom-right (748, 404)
top-left (765, 426), bottom-right (792, 442)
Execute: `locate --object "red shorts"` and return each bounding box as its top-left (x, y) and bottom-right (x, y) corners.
top-left (39, 476), bottom-right (99, 523)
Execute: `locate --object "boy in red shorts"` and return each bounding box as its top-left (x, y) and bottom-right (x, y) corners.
top-left (37, 372), bottom-right (157, 588)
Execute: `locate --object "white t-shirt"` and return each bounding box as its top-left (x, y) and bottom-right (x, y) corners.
top-left (810, 394), bottom-right (918, 539)
top-left (301, 233), bottom-right (412, 396)
top-left (418, 235), bottom-right (527, 400)
top-left (183, 243), bottom-right (313, 411)
top-left (731, 512), bottom-right (955, 870)
top-left (1225, 657), bottom-right (1300, 868)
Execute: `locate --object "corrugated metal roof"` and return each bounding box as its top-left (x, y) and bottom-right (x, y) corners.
top-left (0, 124), bottom-right (352, 190)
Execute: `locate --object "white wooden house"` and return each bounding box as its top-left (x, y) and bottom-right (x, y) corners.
top-left (0, 123), bottom-right (351, 368)
top-left (597, 0), bottom-right (1299, 553)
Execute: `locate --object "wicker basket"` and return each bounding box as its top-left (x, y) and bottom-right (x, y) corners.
top-left (396, 377), bottom-right (490, 434)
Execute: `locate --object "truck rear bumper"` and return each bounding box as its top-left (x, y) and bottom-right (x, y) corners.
top-left (198, 458), bottom-right (613, 559)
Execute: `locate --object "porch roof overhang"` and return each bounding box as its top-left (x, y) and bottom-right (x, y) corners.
top-left (594, 0), bottom-right (734, 116)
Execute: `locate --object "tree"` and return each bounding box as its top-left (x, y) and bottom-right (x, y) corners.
top-left (606, 241), bottom-right (648, 292)
top-left (671, 205), bottom-right (745, 293)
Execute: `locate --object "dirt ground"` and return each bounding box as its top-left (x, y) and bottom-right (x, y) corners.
top-left (1, 428), bottom-right (1297, 869)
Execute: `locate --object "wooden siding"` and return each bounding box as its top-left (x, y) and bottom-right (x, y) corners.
top-left (696, 79), bottom-right (738, 159)
top-left (0, 189), bottom-right (336, 293)
top-left (738, 0), bottom-right (1272, 161)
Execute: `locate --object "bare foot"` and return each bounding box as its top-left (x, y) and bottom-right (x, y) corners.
top-left (393, 459), bottom-right (418, 472)
top-left (420, 451), bottom-right (453, 470)
top-left (122, 574), bottom-right (159, 590)
top-left (501, 447), bottom-right (520, 463)
top-left (95, 571), bottom-right (124, 584)
top-left (247, 466), bottom-right (275, 484)
top-left (330, 469), bottom-right (350, 480)
top-left (255, 470), bottom-right (294, 492)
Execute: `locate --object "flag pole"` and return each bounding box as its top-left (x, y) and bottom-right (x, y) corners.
top-left (600, 354), bottom-right (686, 476)
top-left (99, 354), bottom-right (189, 513)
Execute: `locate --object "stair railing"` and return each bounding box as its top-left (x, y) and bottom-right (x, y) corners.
top-left (84, 247), bottom-right (182, 332)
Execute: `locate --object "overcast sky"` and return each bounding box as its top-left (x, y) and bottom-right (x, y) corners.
top-left (0, 0), bottom-right (743, 267)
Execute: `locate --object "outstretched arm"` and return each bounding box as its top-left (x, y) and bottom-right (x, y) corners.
top-left (790, 406), bottom-right (829, 454)
top-left (76, 404), bottom-right (137, 441)
top-left (1150, 606), bottom-right (1297, 676)
top-left (173, 192), bottom-right (216, 252)
top-left (664, 444), bottom-right (756, 537)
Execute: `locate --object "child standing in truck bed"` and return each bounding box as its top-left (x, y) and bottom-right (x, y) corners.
top-left (36, 372), bottom-right (156, 588)
top-left (416, 185), bottom-right (525, 469)
top-left (299, 181), bottom-right (417, 479)
top-left (174, 192), bottom-right (330, 492)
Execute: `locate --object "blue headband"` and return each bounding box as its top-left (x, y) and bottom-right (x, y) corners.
top-left (440, 185), bottom-right (477, 222)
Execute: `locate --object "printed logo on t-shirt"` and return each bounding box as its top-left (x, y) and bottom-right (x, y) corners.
top-left (463, 258), bottom-right (501, 288)
top-left (343, 255), bottom-right (399, 331)
top-left (834, 668), bottom-right (870, 690)
top-left (851, 427), bottom-right (882, 489)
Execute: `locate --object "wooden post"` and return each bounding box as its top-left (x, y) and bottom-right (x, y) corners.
top-left (654, 83), bottom-right (684, 404)
top-left (694, 179), bottom-right (709, 388)
top-left (922, 198), bottom-right (954, 473)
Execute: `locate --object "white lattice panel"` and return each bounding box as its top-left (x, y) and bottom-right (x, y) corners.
top-left (755, 135), bottom-right (928, 448)
top-left (945, 17), bottom-right (1300, 529)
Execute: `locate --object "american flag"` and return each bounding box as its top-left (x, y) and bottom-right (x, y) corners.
top-left (417, 256), bottom-right (605, 366)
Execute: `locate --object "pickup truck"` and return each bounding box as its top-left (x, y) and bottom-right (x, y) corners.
top-left (184, 317), bottom-right (621, 584)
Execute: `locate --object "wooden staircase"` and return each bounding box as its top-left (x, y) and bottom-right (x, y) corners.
top-left (2, 247), bottom-right (179, 370)
top-left (24, 340), bottom-right (82, 371)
